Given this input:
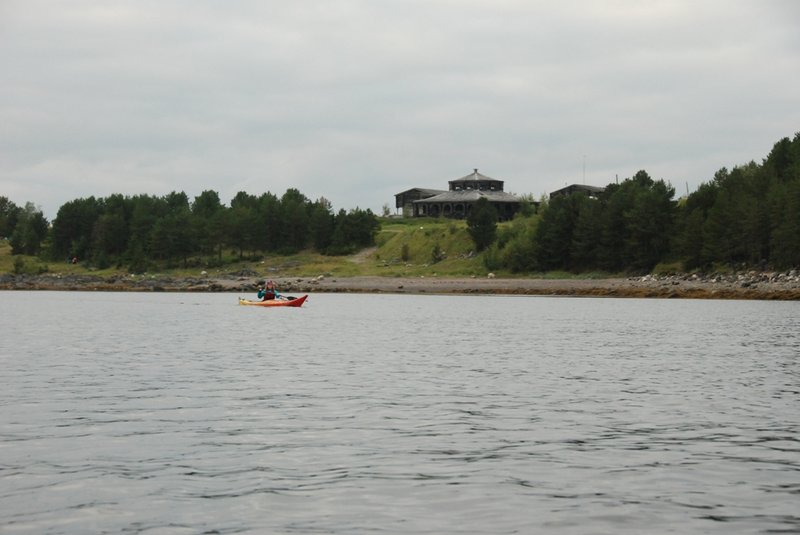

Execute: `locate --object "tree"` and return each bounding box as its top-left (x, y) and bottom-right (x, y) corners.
top-left (0, 197), bottom-right (21, 238)
top-left (92, 212), bottom-right (128, 257)
top-left (309, 199), bottom-right (334, 251)
top-left (466, 198), bottom-right (497, 251)
top-left (192, 190), bottom-right (225, 259)
top-left (126, 194), bottom-right (168, 263)
top-left (347, 208), bottom-right (379, 247)
top-left (227, 205), bottom-right (258, 259)
top-left (10, 202), bottom-right (48, 256)
top-left (500, 215), bottom-right (538, 273)
top-left (149, 209), bottom-right (194, 265)
top-left (570, 195), bottom-right (602, 270)
top-left (533, 194), bottom-right (581, 270)
top-left (596, 183), bottom-right (630, 271)
top-left (771, 180), bottom-right (800, 267)
top-left (165, 191), bottom-right (190, 213)
top-left (256, 192), bottom-right (282, 252)
top-left (623, 178), bottom-right (675, 271)
top-left (675, 180), bottom-right (719, 269)
top-left (51, 197), bottom-right (102, 260)
top-left (327, 208), bottom-right (378, 255)
top-left (280, 189), bottom-right (310, 252)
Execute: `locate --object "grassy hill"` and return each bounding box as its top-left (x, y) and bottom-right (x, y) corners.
top-left (0, 218), bottom-right (496, 279)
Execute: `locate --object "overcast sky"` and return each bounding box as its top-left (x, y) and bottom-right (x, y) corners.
top-left (2, 1), bottom-right (799, 219)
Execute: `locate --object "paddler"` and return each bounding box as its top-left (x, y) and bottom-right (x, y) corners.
top-left (257, 280), bottom-right (278, 301)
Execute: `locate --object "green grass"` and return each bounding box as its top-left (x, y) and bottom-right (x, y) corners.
top-left (0, 219), bottom-right (622, 280)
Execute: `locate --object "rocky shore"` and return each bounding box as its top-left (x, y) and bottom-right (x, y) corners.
top-left (2, 270), bottom-right (800, 300)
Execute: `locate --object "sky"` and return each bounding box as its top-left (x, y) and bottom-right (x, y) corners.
top-left (2, 0), bottom-right (799, 219)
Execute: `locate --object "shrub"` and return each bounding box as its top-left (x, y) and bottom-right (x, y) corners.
top-left (12, 256), bottom-right (25, 274)
top-left (431, 243), bottom-right (445, 264)
top-left (482, 243), bottom-right (502, 272)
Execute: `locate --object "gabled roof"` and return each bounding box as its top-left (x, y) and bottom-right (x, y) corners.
top-left (395, 187), bottom-right (447, 196)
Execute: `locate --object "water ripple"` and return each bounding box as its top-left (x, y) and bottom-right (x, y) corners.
top-left (1, 292), bottom-right (798, 534)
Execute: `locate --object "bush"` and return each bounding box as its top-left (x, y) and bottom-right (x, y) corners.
top-left (431, 243), bottom-right (445, 264)
top-left (325, 244), bottom-right (356, 256)
top-left (12, 256), bottom-right (25, 274)
top-left (652, 261), bottom-right (683, 276)
top-left (401, 243), bottom-right (410, 262)
top-left (93, 251), bottom-right (111, 270)
top-left (128, 255), bottom-right (149, 274)
top-left (482, 243), bottom-right (502, 272)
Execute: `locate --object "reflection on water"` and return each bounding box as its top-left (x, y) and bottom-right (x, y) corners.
top-left (1, 292), bottom-right (798, 534)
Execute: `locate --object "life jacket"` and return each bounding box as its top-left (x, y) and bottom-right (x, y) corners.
top-left (258, 288), bottom-right (276, 300)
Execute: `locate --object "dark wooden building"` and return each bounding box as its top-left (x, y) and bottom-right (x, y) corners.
top-left (549, 184), bottom-right (605, 200)
top-left (394, 188), bottom-right (447, 217)
top-left (395, 169), bottom-right (522, 221)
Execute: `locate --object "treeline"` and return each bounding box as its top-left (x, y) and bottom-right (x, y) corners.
top-left (4, 133), bottom-right (799, 275)
top-left (1, 188), bottom-right (379, 271)
top-left (484, 133), bottom-right (800, 273)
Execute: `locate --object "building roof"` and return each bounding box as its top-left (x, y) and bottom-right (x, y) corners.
top-left (449, 168), bottom-right (503, 184)
top-left (395, 187), bottom-right (447, 196)
top-left (550, 184), bottom-right (606, 198)
top-left (413, 189), bottom-right (520, 204)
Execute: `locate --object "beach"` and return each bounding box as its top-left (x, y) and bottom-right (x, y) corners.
top-left (2, 271), bottom-right (800, 300)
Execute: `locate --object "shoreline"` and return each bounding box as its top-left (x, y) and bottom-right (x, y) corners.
top-left (2, 272), bottom-right (800, 300)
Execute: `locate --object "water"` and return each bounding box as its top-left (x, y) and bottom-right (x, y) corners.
top-left (1, 291), bottom-right (798, 534)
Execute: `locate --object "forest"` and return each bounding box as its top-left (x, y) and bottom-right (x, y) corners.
top-left (479, 133), bottom-right (800, 274)
top-left (0, 189), bottom-right (379, 272)
top-left (2, 133), bottom-right (799, 274)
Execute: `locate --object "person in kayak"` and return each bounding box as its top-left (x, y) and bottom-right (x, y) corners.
top-left (257, 280), bottom-right (278, 301)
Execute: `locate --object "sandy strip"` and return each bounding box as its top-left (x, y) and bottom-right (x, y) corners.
top-left (3, 274), bottom-right (799, 300)
top-left (274, 275), bottom-right (800, 300)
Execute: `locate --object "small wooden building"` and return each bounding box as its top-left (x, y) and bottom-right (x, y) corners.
top-left (395, 188), bottom-right (447, 217)
top-left (549, 184), bottom-right (605, 200)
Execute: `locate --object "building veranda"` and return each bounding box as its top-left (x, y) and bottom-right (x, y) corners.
top-left (395, 169), bottom-right (522, 221)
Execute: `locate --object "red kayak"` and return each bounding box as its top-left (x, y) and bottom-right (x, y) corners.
top-left (238, 295), bottom-right (308, 308)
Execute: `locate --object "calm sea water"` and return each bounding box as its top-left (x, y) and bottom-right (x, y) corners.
top-left (0, 291), bottom-right (798, 534)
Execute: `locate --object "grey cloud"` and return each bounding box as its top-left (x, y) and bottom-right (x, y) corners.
top-left (1, 0), bottom-right (798, 218)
